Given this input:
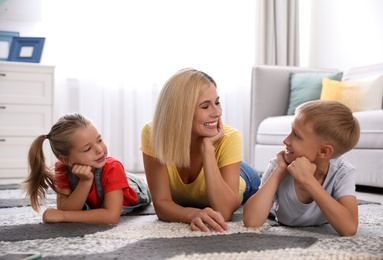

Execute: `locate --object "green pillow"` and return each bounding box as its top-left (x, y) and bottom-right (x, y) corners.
top-left (287, 72), bottom-right (343, 115)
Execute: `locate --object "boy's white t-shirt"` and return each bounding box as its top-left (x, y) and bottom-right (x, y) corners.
top-left (262, 155), bottom-right (356, 226)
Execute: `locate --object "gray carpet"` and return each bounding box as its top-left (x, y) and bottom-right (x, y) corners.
top-left (0, 185), bottom-right (382, 259)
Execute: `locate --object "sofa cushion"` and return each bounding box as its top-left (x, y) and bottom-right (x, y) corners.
top-left (256, 116), bottom-right (293, 145)
top-left (353, 110), bottom-right (383, 149)
top-left (321, 75), bottom-right (383, 112)
top-left (257, 110), bottom-right (383, 149)
top-left (287, 72), bottom-right (343, 115)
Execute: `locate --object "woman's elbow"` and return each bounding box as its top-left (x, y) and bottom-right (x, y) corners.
top-left (222, 211), bottom-right (234, 222)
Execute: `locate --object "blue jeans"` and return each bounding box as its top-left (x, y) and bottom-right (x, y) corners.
top-left (240, 161), bottom-right (261, 204)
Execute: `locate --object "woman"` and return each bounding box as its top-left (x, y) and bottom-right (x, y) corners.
top-left (141, 68), bottom-right (260, 232)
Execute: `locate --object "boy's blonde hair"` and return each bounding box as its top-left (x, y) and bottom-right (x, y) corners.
top-left (151, 68), bottom-right (216, 167)
top-left (295, 100), bottom-right (360, 158)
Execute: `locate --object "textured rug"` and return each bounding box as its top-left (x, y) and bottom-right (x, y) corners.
top-left (0, 185), bottom-right (382, 259)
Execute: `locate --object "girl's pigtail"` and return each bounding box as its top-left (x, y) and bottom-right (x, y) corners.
top-left (23, 134), bottom-right (55, 212)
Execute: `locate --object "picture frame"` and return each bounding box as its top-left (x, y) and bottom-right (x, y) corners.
top-left (0, 31), bottom-right (19, 61)
top-left (8, 37), bottom-right (45, 63)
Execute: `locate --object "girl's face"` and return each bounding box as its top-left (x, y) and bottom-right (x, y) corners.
top-left (283, 116), bottom-right (322, 164)
top-left (65, 123), bottom-right (108, 168)
top-left (192, 84), bottom-right (222, 138)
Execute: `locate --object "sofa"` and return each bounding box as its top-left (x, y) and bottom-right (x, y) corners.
top-left (250, 63), bottom-right (383, 188)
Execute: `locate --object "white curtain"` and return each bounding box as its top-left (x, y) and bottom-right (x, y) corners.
top-left (249, 0), bottom-right (300, 166)
top-left (40, 0), bottom-right (256, 172)
top-left (255, 0), bottom-right (300, 66)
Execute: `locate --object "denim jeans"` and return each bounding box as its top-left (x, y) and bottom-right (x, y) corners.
top-left (240, 161), bottom-right (261, 204)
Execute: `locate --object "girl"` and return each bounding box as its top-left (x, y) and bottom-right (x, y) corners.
top-left (141, 68), bottom-right (261, 232)
top-left (24, 113), bottom-right (151, 224)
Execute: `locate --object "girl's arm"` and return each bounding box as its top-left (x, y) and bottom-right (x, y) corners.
top-left (243, 151), bottom-right (288, 227)
top-left (56, 164), bottom-right (94, 211)
top-left (143, 153), bottom-right (227, 232)
top-left (43, 189), bottom-right (123, 224)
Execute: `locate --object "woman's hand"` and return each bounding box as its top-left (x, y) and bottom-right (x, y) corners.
top-left (190, 207), bottom-right (228, 232)
top-left (203, 117), bottom-right (225, 146)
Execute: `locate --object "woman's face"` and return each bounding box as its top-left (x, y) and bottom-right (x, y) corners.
top-left (64, 123), bottom-right (108, 168)
top-left (192, 84), bottom-right (222, 138)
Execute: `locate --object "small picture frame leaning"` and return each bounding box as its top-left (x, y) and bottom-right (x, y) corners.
top-left (8, 37), bottom-right (46, 63)
top-left (0, 31), bottom-right (19, 61)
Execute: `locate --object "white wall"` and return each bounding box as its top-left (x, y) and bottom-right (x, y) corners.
top-left (300, 0), bottom-right (383, 71)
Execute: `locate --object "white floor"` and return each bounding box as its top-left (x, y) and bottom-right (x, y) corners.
top-left (2, 177), bottom-right (382, 204)
top-left (356, 188), bottom-right (383, 204)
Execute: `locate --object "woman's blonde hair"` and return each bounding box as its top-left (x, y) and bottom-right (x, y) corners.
top-left (23, 113), bottom-right (91, 212)
top-left (151, 68), bottom-right (216, 167)
top-left (295, 100), bottom-right (360, 158)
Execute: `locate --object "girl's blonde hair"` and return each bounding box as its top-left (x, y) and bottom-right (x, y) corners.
top-left (151, 68), bottom-right (216, 167)
top-left (295, 100), bottom-right (360, 158)
top-left (23, 113), bottom-right (91, 212)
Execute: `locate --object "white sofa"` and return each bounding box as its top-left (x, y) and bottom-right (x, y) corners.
top-left (250, 64), bottom-right (383, 188)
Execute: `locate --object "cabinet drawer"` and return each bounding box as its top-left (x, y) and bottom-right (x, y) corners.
top-left (0, 105), bottom-right (52, 136)
top-left (0, 71), bottom-right (52, 105)
top-left (0, 136), bottom-right (53, 178)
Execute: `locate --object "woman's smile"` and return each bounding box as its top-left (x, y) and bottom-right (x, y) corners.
top-left (204, 121), bottom-right (218, 128)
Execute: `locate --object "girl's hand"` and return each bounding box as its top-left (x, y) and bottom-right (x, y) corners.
top-left (190, 207), bottom-right (228, 232)
top-left (42, 208), bottom-right (64, 223)
top-left (71, 164), bottom-right (94, 181)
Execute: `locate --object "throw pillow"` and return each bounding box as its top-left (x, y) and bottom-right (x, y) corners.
top-left (320, 75), bottom-right (383, 112)
top-left (287, 72), bottom-right (343, 115)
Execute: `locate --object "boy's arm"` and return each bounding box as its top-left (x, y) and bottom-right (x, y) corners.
top-left (243, 151), bottom-right (288, 227)
top-left (301, 178), bottom-right (358, 236)
top-left (288, 157), bottom-right (358, 236)
top-left (243, 166), bottom-right (287, 227)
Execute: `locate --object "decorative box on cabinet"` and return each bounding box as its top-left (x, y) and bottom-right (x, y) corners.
top-left (0, 61), bottom-right (55, 179)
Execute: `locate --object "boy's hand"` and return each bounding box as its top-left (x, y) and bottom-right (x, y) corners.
top-left (287, 156), bottom-right (316, 183)
top-left (276, 150), bottom-right (289, 170)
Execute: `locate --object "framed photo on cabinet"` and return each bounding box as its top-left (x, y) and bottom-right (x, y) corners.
top-left (0, 31), bottom-right (19, 61)
top-left (8, 37), bottom-right (45, 63)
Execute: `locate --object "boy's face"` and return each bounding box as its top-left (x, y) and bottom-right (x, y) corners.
top-left (283, 116), bottom-right (322, 164)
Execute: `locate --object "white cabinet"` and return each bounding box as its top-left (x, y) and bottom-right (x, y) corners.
top-left (0, 62), bottom-right (55, 179)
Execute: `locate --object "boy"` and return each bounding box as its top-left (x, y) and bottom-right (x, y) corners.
top-left (243, 100), bottom-right (360, 236)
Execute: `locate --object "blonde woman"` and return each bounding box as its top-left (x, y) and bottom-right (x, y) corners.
top-left (141, 68), bottom-right (260, 232)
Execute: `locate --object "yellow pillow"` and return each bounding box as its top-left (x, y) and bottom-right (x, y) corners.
top-left (321, 75), bottom-right (383, 112)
